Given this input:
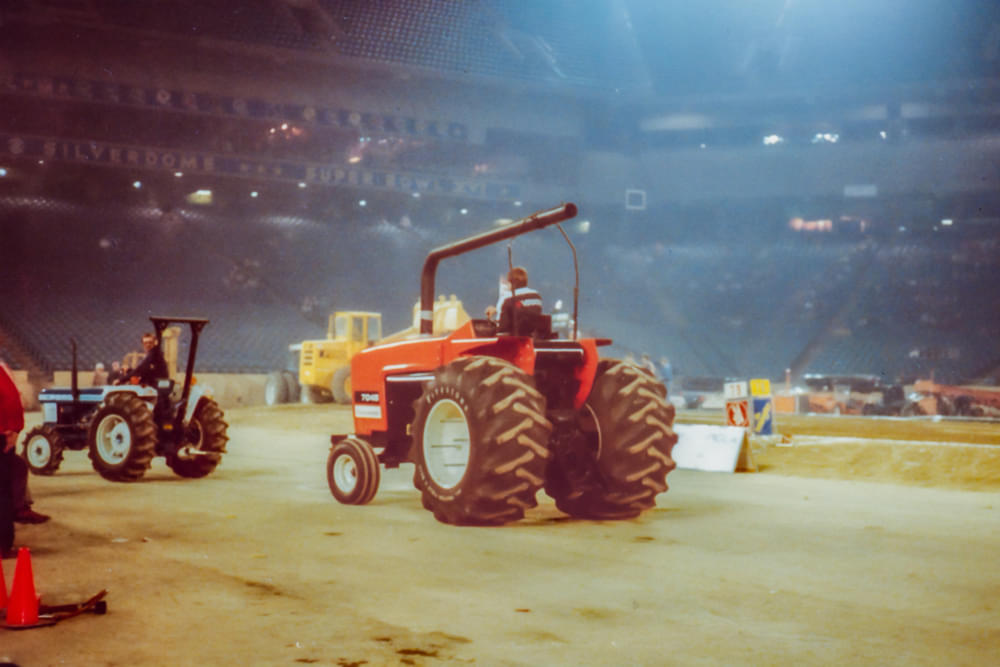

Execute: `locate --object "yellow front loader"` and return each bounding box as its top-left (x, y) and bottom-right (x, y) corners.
top-left (266, 311), bottom-right (381, 405)
top-left (266, 298), bottom-right (469, 406)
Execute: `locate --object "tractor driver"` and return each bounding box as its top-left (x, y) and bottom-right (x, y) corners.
top-left (487, 266), bottom-right (544, 336)
top-left (120, 332), bottom-right (169, 386)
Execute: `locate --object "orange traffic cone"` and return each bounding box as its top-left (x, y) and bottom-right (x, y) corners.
top-left (5, 548), bottom-right (39, 627)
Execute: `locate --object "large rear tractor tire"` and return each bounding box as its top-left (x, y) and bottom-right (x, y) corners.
top-left (265, 371), bottom-right (288, 405)
top-left (87, 392), bottom-right (158, 482)
top-left (412, 356), bottom-right (553, 526)
top-left (21, 425), bottom-right (66, 476)
top-left (331, 366), bottom-right (352, 405)
top-left (545, 360), bottom-right (677, 520)
top-left (166, 398), bottom-right (229, 478)
top-left (327, 437), bottom-right (380, 505)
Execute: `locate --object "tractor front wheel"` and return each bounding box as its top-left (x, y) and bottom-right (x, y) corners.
top-left (412, 356), bottom-right (553, 526)
top-left (87, 393), bottom-right (157, 482)
top-left (21, 425), bottom-right (65, 476)
top-left (327, 437), bottom-right (380, 505)
top-left (545, 360), bottom-right (677, 520)
top-left (166, 398), bottom-right (229, 478)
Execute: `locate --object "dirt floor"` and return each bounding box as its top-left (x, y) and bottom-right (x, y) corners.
top-left (3, 405), bottom-right (999, 666)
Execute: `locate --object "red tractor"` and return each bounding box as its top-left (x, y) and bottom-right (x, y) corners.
top-left (327, 203), bottom-right (677, 525)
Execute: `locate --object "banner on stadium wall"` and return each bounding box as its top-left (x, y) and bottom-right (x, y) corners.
top-left (0, 133), bottom-right (521, 200)
top-left (0, 71), bottom-right (468, 142)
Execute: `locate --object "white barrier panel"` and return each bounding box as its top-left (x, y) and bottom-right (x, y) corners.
top-left (672, 424), bottom-right (749, 473)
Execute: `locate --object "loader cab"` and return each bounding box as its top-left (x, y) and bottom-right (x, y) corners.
top-left (297, 311), bottom-right (383, 404)
top-left (329, 312), bottom-right (382, 348)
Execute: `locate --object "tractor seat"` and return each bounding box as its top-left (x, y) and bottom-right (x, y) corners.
top-left (472, 318), bottom-right (497, 337)
top-left (504, 311), bottom-right (554, 339)
top-left (527, 313), bottom-right (555, 339)
top-left (472, 313), bottom-right (554, 339)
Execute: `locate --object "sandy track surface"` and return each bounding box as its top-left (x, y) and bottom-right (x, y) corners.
top-left (3, 405), bottom-right (998, 665)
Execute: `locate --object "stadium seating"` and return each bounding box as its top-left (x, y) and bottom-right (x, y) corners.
top-left (2, 197), bottom-right (997, 386)
top-left (14, 0), bottom-right (648, 92)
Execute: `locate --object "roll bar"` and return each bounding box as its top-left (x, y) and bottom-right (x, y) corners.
top-left (149, 316), bottom-right (208, 436)
top-left (419, 203), bottom-right (578, 335)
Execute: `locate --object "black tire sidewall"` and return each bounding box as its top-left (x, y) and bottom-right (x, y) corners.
top-left (411, 356), bottom-right (552, 525)
top-left (327, 442), bottom-right (364, 503)
top-left (22, 426), bottom-right (63, 475)
top-left (327, 438), bottom-right (379, 505)
top-left (412, 384), bottom-right (480, 503)
top-left (546, 359), bottom-right (676, 519)
top-left (589, 361), bottom-right (676, 479)
top-left (87, 394), bottom-right (155, 479)
top-left (166, 398), bottom-right (228, 478)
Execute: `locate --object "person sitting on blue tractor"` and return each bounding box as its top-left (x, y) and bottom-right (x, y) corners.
top-left (120, 332), bottom-right (169, 386)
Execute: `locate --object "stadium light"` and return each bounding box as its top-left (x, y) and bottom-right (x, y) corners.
top-left (811, 132), bottom-right (839, 144)
top-left (0, 167), bottom-right (7, 177)
top-left (186, 189), bottom-right (213, 205)
top-left (132, 180), bottom-right (142, 189)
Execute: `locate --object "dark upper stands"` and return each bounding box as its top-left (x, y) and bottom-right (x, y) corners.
top-left (12, 0), bottom-right (649, 92)
top-left (2, 199), bottom-right (998, 385)
top-left (807, 239), bottom-right (1000, 383)
top-left (588, 232), bottom-right (999, 385)
top-left (0, 201), bottom-right (331, 374)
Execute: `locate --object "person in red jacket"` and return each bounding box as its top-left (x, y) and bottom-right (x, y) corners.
top-left (1, 360), bottom-right (25, 558)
